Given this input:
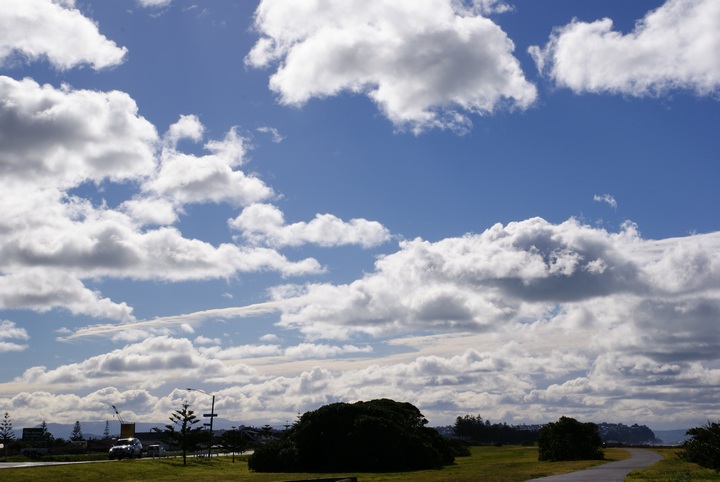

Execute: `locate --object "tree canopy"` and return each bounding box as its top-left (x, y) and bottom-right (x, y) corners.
top-left (249, 399), bottom-right (455, 472)
top-left (537, 416), bottom-right (604, 462)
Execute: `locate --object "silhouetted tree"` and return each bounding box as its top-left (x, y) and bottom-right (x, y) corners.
top-left (39, 420), bottom-right (52, 440)
top-left (249, 399), bottom-right (454, 472)
top-left (220, 427), bottom-right (248, 463)
top-left (71, 421), bottom-right (83, 441)
top-left (159, 403), bottom-right (203, 465)
top-left (1, 412), bottom-right (14, 461)
top-left (679, 421), bottom-right (720, 471)
top-left (537, 416), bottom-right (604, 461)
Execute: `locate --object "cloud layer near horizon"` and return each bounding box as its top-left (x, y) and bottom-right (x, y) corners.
top-left (26, 217), bottom-right (719, 429)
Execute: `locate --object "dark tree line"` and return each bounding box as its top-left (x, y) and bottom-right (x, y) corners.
top-left (453, 414), bottom-right (538, 445)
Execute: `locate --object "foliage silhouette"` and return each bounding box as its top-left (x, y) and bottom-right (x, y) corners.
top-left (537, 416), bottom-right (604, 461)
top-left (249, 399), bottom-right (455, 472)
top-left (155, 402), bottom-right (204, 466)
top-left (679, 421), bottom-right (720, 471)
top-left (71, 421), bottom-right (83, 441)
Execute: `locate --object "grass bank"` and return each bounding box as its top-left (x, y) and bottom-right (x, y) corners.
top-left (626, 448), bottom-right (720, 482)
top-left (0, 446), bottom-right (713, 482)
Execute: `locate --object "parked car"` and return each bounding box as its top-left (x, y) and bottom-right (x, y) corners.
top-left (108, 438), bottom-right (143, 459)
top-left (146, 444), bottom-right (166, 457)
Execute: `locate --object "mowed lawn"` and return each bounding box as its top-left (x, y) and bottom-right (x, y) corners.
top-left (1, 446), bottom-right (717, 482)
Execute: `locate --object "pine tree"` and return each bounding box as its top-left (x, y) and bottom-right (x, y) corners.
top-left (0, 412), bottom-right (14, 441)
top-left (158, 403), bottom-right (203, 466)
top-left (71, 421), bottom-right (83, 441)
top-left (1, 412), bottom-right (13, 461)
top-left (40, 420), bottom-right (52, 440)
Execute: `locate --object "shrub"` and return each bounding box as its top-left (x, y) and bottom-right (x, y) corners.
top-left (679, 421), bottom-right (720, 471)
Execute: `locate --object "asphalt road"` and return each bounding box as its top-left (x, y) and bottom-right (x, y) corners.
top-left (526, 448), bottom-right (663, 481)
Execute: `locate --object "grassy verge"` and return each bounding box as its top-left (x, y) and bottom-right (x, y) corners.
top-left (0, 446), bottom-right (665, 482)
top-left (625, 448), bottom-right (720, 482)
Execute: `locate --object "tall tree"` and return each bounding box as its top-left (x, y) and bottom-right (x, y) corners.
top-left (39, 420), bottom-right (52, 441)
top-left (159, 403), bottom-right (203, 466)
top-left (71, 421), bottom-right (83, 441)
top-left (103, 420), bottom-right (111, 440)
top-left (1, 412), bottom-right (14, 461)
top-left (220, 427), bottom-right (248, 463)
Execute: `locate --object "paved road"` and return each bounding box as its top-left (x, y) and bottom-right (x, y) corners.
top-left (527, 449), bottom-right (663, 481)
top-left (0, 459), bottom-right (113, 469)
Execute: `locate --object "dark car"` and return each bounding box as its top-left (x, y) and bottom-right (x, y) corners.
top-left (109, 437), bottom-right (143, 459)
top-left (146, 444), bottom-right (166, 457)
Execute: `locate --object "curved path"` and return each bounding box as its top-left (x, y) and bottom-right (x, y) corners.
top-left (526, 448), bottom-right (663, 481)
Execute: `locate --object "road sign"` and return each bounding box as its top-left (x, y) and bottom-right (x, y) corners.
top-left (22, 428), bottom-right (44, 441)
top-left (203, 413), bottom-right (218, 417)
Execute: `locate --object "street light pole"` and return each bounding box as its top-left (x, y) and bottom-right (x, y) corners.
top-left (186, 388), bottom-right (216, 458)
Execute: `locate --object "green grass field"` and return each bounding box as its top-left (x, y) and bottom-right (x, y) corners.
top-left (1, 446), bottom-right (718, 482)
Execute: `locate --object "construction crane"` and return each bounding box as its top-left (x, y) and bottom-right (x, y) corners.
top-left (111, 405), bottom-right (125, 424)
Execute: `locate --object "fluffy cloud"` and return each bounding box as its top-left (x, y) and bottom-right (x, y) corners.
top-left (271, 218), bottom-right (720, 359)
top-left (147, 125), bottom-right (275, 208)
top-left (6, 331), bottom-right (717, 428)
top-left (530, 0), bottom-right (720, 96)
top-left (0, 81), bottom-right (322, 319)
top-left (40, 217), bottom-right (720, 428)
top-left (0, 0), bottom-right (127, 70)
top-left (0, 320), bottom-right (30, 352)
top-left (246, 0), bottom-right (536, 133)
top-left (230, 203), bottom-right (391, 248)
top-left (13, 336), bottom-right (255, 391)
top-left (0, 76), bottom-right (157, 187)
top-left (0, 270), bottom-right (134, 321)
top-left (270, 218), bottom-right (642, 338)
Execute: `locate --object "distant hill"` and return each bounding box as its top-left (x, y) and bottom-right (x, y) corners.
top-left (652, 429), bottom-right (689, 445)
top-left (597, 422), bottom-right (659, 444)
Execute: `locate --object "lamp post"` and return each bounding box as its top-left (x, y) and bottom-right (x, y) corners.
top-left (186, 388), bottom-right (216, 458)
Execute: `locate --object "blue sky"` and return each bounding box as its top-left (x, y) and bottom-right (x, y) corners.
top-left (1, 0), bottom-right (719, 433)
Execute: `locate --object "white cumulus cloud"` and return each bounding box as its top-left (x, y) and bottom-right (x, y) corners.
top-left (246, 0), bottom-right (536, 134)
top-left (0, 320), bottom-right (30, 352)
top-left (230, 203), bottom-right (391, 248)
top-left (0, 0), bottom-right (127, 70)
top-left (530, 0), bottom-right (720, 96)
